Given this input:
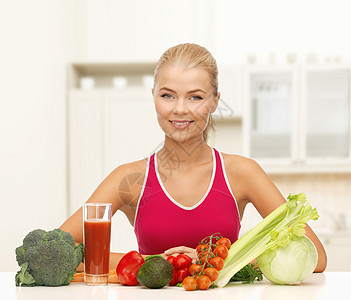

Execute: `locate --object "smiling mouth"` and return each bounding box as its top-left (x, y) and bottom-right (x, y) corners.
top-left (169, 120), bottom-right (194, 125)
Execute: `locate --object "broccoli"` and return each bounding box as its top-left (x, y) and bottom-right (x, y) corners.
top-left (15, 228), bottom-right (84, 287)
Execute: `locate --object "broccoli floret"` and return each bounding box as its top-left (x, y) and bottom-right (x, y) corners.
top-left (15, 228), bottom-right (84, 287)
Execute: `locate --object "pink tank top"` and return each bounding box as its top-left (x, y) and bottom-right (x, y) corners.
top-left (134, 148), bottom-right (241, 255)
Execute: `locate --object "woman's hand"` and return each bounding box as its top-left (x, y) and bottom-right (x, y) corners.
top-left (162, 246), bottom-right (197, 262)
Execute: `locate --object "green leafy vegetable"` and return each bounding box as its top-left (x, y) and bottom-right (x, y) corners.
top-left (215, 193), bottom-right (319, 287)
top-left (229, 263), bottom-right (263, 284)
top-left (15, 262), bottom-right (36, 287)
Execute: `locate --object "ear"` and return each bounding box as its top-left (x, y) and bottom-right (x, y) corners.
top-left (210, 92), bottom-right (220, 114)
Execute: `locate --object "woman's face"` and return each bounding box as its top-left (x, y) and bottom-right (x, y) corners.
top-left (152, 65), bottom-right (219, 144)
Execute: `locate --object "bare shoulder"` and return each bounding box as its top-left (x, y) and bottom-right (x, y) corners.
top-left (111, 157), bottom-right (148, 177)
top-left (220, 152), bottom-right (270, 203)
top-left (221, 152), bottom-right (264, 177)
top-left (101, 157), bottom-right (149, 207)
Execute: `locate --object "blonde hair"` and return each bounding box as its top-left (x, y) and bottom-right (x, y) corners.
top-left (154, 43), bottom-right (218, 142)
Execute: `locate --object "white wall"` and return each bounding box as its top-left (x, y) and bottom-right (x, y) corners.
top-left (0, 0), bottom-right (79, 271)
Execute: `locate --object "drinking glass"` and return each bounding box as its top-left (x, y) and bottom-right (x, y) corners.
top-left (83, 203), bottom-right (112, 285)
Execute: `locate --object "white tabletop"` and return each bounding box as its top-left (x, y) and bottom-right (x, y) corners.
top-left (3, 272), bottom-right (349, 300)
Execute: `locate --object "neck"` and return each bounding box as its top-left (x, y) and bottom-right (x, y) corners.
top-left (157, 135), bottom-right (212, 168)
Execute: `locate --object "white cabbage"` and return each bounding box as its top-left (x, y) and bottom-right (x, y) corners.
top-left (257, 235), bottom-right (318, 285)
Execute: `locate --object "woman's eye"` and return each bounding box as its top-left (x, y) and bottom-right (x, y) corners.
top-left (161, 93), bottom-right (173, 99)
top-left (191, 95), bottom-right (203, 100)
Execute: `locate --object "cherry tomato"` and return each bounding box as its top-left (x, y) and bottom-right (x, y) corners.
top-left (182, 276), bottom-right (197, 291)
top-left (213, 245), bottom-right (229, 260)
top-left (168, 269), bottom-right (178, 286)
top-left (189, 263), bottom-right (203, 276)
top-left (175, 254), bottom-right (192, 269)
top-left (200, 256), bottom-right (211, 268)
top-left (209, 256), bottom-right (224, 271)
top-left (196, 244), bottom-right (210, 256)
top-left (204, 267), bottom-right (219, 282)
top-left (197, 250), bottom-right (212, 258)
top-left (176, 267), bottom-right (189, 283)
top-left (197, 275), bottom-right (211, 290)
top-left (167, 256), bottom-right (177, 268)
top-left (216, 237), bottom-right (231, 250)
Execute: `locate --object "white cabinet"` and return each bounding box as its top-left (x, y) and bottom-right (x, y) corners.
top-left (301, 66), bottom-right (351, 162)
top-left (319, 232), bottom-right (351, 271)
top-left (244, 65), bottom-right (351, 173)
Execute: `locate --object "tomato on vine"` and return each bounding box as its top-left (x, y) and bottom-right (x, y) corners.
top-left (213, 244), bottom-right (229, 260)
top-left (189, 263), bottom-right (202, 276)
top-left (182, 276), bottom-right (197, 291)
top-left (196, 244), bottom-right (210, 256)
top-left (204, 267), bottom-right (219, 282)
top-left (209, 256), bottom-right (224, 271)
top-left (197, 275), bottom-right (211, 290)
top-left (216, 237), bottom-right (231, 250)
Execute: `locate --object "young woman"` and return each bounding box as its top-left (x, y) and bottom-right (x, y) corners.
top-left (60, 43), bottom-right (327, 272)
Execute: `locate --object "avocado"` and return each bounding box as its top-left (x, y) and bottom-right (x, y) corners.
top-left (136, 256), bottom-right (173, 288)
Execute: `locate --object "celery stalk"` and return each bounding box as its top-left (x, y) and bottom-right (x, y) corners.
top-left (215, 193), bottom-right (319, 288)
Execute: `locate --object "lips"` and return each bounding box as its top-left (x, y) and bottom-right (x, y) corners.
top-left (169, 120), bottom-right (194, 129)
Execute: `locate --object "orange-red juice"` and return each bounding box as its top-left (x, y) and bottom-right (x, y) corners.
top-left (84, 220), bottom-right (111, 275)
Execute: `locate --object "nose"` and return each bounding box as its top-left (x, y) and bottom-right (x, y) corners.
top-left (173, 98), bottom-right (189, 115)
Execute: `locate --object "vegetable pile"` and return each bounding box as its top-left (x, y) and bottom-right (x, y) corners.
top-left (15, 228), bottom-right (84, 287)
top-left (181, 233), bottom-right (232, 291)
top-left (215, 193), bottom-right (319, 287)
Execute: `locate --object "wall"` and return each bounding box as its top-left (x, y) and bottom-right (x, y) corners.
top-left (0, 0), bottom-right (79, 271)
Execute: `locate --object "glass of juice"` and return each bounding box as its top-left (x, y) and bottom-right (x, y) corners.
top-left (83, 203), bottom-right (112, 285)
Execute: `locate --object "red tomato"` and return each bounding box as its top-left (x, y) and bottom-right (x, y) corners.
top-left (166, 256), bottom-right (177, 268)
top-left (182, 276), bottom-right (197, 291)
top-left (204, 267), bottom-right (219, 282)
top-left (175, 254), bottom-right (192, 269)
top-left (213, 245), bottom-right (229, 260)
top-left (209, 256), bottom-right (224, 271)
top-left (176, 267), bottom-right (189, 283)
top-left (196, 244), bottom-right (210, 256)
top-left (199, 256), bottom-right (211, 268)
top-left (197, 250), bottom-right (212, 258)
top-left (168, 269), bottom-right (178, 286)
top-left (189, 263), bottom-right (203, 276)
top-left (216, 237), bottom-right (231, 250)
top-left (197, 275), bottom-right (211, 290)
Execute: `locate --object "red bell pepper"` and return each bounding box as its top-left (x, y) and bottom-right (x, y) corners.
top-left (116, 250), bottom-right (145, 285)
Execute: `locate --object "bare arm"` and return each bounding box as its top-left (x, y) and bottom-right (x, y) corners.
top-left (233, 157), bottom-right (327, 272)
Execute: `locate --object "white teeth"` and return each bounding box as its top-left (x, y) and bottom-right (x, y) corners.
top-left (171, 121), bottom-right (191, 125)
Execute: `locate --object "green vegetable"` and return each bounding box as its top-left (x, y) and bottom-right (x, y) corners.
top-left (215, 193), bottom-right (319, 287)
top-left (257, 235), bottom-right (317, 284)
top-left (136, 256), bottom-right (173, 288)
top-left (229, 263), bottom-right (263, 284)
top-left (15, 228), bottom-right (84, 287)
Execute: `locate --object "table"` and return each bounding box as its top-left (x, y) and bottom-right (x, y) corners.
top-left (3, 272), bottom-right (349, 300)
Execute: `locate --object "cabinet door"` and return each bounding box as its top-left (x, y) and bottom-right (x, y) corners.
top-left (68, 90), bottom-right (104, 214)
top-left (245, 67), bottom-right (298, 161)
top-left (302, 68), bottom-right (350, 160)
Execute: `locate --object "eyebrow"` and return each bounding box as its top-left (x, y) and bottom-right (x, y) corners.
top-left (159, 87), bottom-right (207, 94)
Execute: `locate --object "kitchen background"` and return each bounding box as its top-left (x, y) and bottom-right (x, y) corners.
top-left (1, 0), bottom-right (351, 272)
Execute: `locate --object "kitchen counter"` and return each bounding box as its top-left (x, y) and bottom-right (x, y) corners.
top-left (3, 272), bottom-right (349, 300)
